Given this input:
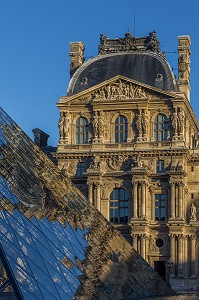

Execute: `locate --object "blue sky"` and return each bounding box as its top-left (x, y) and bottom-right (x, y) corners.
top-left (0, 0), bottom-right (198, 145)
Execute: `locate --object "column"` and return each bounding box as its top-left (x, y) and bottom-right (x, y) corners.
top-left (140, 234), bottom-right (146, 259)
top-left (170, 182), bottom-right (176, 218)
top-left (132, 234), bottom-right (138, 251)
top-left (178, 182), bottom-right (183, 218)
top-left (133, 182), bottom-right (138, 218)
top-left (190, 235), bottom-right (196, 278)
top-left (169, 234), bottom-right (176, 277)
top-left (146, 236), bottom-right (149, 263)
top-left (177, 235), bottom-right (183, 277)
top-left (96, 183), bottom-right (101, 212)
top-left (88, 183), bottom-right (93, 204)
top-left (141, 181), bottom-right (146, 218)
top-left (183, 235), bottom-right (188, 277)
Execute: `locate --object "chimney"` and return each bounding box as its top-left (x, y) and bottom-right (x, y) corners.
top-left (178, 36), bottom-right (191, 101)
top-left (32, 128), bottom-right (49, 148)
top-left (69, 42), bottom-right (84, 77)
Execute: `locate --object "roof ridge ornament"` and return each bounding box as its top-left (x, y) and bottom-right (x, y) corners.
top-left (98, 31), bottom-right (160, 55)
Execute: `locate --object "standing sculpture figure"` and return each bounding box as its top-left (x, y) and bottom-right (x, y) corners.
top-left (177, 108), bottom-right (184, 135)
top-left (98, 112), bottom-right (105, 138)
top-left (190, 203), bottom-right (197, 221)
top-left (58, 114), bottom-right (65, 139)
top-left (141, 110), bottom-right (148, 135)
top-left (136, 112), bottom-right (142, 137)
top-left (63, 114), bottom-right (70, 139)
top-left (171, 109), bottom-right (178, 135)
top-left (92, 114), bottom-right (99, 139)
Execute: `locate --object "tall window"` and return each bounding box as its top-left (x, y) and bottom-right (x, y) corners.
top-left (156, 160), bottom-right (165, 174)
top-left (110, 188), bottom-right (128, 224)
top-left (76, 117), bottom-right (89, 144)
top-left (115, 115), bottom-right (128, 143)
top-left (154, 114), bottom-right (168, 142)
top-left (76, 162), bottom-right (85, 176)
top-left (155, 194), bottom-right (166, 221)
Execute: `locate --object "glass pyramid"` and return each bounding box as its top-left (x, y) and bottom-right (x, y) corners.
top-left (0, 107), bottom-right (174, 299)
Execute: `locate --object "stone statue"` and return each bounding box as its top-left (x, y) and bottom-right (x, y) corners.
top-left (58, 112), bottom-right (70, 140)
top-left (129, 84), bottom-right (134, 98)
top-left (177, 108), bottom-right (184, 135)
top-left (92, 114), bottom-right (99, 139)
top-left (58, 114), bottom-right (65, 139)
top-left (98, 112), bottom-right (105, 138)
top-left (141, 110), bottom-right (148, 135)
top-left (171, 110), bottom-right (178, 135)
top-left (136, 154), bottom-right (143, 167)
top-left (92, 111), bottom-right (106, 141)
top-left (90, 155), bottom-right (101, 169)
top-left (136, 86), bottom-right (146, 98)
top-left (190, 203), bottom-right (197, 221)
top-left (171, 108), bottom-right (184, 136)
top-left (136, 113), bottom-right (142, 136)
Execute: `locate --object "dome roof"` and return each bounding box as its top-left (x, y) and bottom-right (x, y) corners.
top-left (67, 51), bottom-right (177, 95)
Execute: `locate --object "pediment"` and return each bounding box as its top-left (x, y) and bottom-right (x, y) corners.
top-left (59, 75), bottom-right (179, 105)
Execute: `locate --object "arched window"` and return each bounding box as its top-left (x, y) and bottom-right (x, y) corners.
top-left (110, 188), bottom-right (128, 224)
top-left (154, 114), bottom-right (168, 142)
top-left (76, 117), bottom-right (89, 144)
top-left (115, 115), bottom-right (128, 143)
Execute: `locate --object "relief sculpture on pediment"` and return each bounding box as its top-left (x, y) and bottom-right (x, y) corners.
top-left (92, 79), bottom-right (149, 101)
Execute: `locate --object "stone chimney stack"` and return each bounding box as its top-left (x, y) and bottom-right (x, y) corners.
top-left (32, 128), bottom-right (49, 148)
top-left (178, 36), bottom-right (191, 101)
top-left (69, 42), bottom-right (85, 77)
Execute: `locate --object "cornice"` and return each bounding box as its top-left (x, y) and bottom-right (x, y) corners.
top-left (58, 75), bottom-right (179, 107)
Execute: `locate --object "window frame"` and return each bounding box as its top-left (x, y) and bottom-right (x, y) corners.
top-left (109, 188), bottom-right (128, 224)
top-left (154, 114), bottom-right (169, 142)
top-left (76, 162), bottom-right (85, 176)
top-left (76, 117), bottom-right (89, 144)
top-left (154, 193), bottom-right (166, 221)
top-left (156, 160), bottom-right (165, 174)
top-left (114, 115), bottom-right (128, 143)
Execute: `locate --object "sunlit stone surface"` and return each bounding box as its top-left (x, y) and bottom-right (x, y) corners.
top-left (0, 106), bottom-right (174, 299)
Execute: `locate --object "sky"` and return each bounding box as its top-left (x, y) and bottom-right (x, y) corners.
top-left (0, 0), bottom-right (198, 146)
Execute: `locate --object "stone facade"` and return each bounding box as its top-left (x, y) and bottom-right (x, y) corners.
top-left (56, 32), bottom-right (199, 291)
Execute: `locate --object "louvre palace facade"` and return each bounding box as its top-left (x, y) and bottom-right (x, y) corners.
top-left (56, 32), bottom-right (199, 291)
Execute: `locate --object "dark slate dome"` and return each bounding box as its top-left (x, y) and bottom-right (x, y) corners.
top-left (67, 52), bottom-right (177, 95)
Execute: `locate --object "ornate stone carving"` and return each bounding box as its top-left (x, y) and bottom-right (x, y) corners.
top-left (92, 79), bottom-right (148, 101)
top-left (98, 31), bottom-right (160, 54)
top-left (106, 155), bottom-right (131, 171)
top-left (178, 54), bottom-right (190, 79)
top-left (89, 155), bottom-right (101, 169)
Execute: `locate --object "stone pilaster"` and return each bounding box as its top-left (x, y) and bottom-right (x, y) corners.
top-left (140, 234), bottom-right (146, 260)
top-left (190, 235), bottom-right (196, 278)
top-left (169, 233), bottom-right (176, 277)
top-left (96, 183), bottom-right (101, 212)
top-left (141, 181), bottom-right (146, 218)
top-left (178, 182), bottom-right (184, 219)
top-left (133, 182), bottom-right (138, 218)
top-left (132, 234), bottom-right (138, 251)
top-left (177, 235), bottom-right (183, 277)
top-left (88, 183), bottom-right (93, 204)
top-left (170, 182), bottom-right (176, 219)
top-left (183, 235), bottom-right (188, 277)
